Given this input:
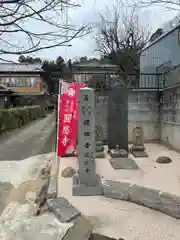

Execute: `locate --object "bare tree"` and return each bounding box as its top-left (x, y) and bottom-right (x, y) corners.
top-left (95, 1), bottom-right (150, 87)
top-left (0, 0), bottom-right (91, 61)
top-left (130, 0), bottom-right (180, 11)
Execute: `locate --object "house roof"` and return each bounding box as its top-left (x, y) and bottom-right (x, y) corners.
top-left (142, 22), bottom-right (180, 52)
top-left (72, 63), bottom-right (118, 69)
top-left (0, 63), bottom-right (43, 73)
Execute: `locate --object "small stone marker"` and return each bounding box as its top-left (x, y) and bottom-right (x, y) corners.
top-left (47, 197), bottom-right (81, 223)
top-left (130, 126), bottom-right (148, 157)
top-left (72, 87), bottom-right (103, 196)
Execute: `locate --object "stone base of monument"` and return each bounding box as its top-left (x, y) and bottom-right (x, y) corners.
top-left (95, 142), bottom-right (105, 158)
top-left (109, 157), bottom-right (139, 170)
top-left (96, 141), bottom-right (103, 146)
top-left (109, 148), bottom-right (128, 158)
top-left (96, 151), bottom-right (105, 158)
top-left (72, 174), bottom-right (103, 196)
top-left (96, 145), bottom-right (104, 152)
top-left (130, 146), bottom-right (148, 158)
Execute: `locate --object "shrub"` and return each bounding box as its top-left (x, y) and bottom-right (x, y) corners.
top-left (0, 105), bottom-right (46, 134)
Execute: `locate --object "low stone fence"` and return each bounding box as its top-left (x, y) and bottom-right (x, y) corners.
top-left (103, 180), bottom-right (180, 219)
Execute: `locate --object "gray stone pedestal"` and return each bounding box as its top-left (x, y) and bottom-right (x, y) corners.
top-left (72, 87), bottom-right (103, 196)
top-left (130, 126), bottom-right (148, 158)
top-left (109, 147), bottom-right (128, 158)
top-left (72, 174), bottom-right (103, 196)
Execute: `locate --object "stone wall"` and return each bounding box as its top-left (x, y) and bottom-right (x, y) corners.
top-left (95, 90), bottom-right (160, 143)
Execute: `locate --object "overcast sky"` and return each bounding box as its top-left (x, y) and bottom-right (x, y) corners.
top-left (8, 0), bottom-right (180, 62)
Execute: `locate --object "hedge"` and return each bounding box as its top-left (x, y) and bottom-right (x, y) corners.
top-left (0, 105), bottom-right (46, 133)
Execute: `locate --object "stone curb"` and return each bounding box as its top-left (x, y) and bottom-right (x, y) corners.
top-left (102, 180), bottom-right (180, 219)
top-left (47, 155), bottom-right (59, 199)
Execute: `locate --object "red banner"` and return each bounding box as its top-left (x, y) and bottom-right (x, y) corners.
top-left (57, 83), bottom-right (84, 156)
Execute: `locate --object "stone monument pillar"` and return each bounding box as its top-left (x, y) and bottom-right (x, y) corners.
top-left (72, 87), bottom-right (102, 196)
top-left (108, 77), bottom-right (128, 152)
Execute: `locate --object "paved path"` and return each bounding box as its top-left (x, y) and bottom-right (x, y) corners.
top-left (0, 114), bottom-right (56, 161)
top-left (58, 144), bottom-right (180, 240)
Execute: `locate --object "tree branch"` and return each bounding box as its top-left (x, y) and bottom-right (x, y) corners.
top-left (0, 0), bottom-right (91, 56)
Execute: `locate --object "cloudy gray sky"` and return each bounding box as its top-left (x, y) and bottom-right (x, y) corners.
top-left (9, 0), bottom-right (180, 62)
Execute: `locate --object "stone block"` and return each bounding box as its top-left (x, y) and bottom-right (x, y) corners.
top-left (96, 151), bottom-right (105, 158)
top-left (130, 150), bottom-right (148, 158)
top-left (158, 192), bottom-right (180, 219)
top-left (62, 216), bottom-right (93, 240)
top-left (109, 158), bottom-right (139, 170)
top-left (89, 233), bottom-right (121, 240)
top-left (72, 174), bottom-right (103, 196)
top-left (129, 184), bottom-right (161, 209)
top-left (109, 149), bottom-right (128, 158)
top-left (102, 181), bottom-right (180, 219)
top-left (96, 141), bottom-right (103, 146)
top-left (96, 146), bottom-right (104, 152)
top-left (47, 197), bottom-right (81, 222)
top-left (103, 180), bottom-right (130, 200)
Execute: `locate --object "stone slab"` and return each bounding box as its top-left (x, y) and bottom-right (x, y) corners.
top-left (89, 233), bottom-right (120, 240)
top-left (130, 150), bottom-right (148, 158)
top-left (129, 184), bottom-right (161, 209)
top-left (103, 180), bottom-right (130, 200)
top-left (72, 174), bottom-right (103, 196)
top-left (96, 151), bottom-right (105, 158)
top-left (159, 192), bottom-right (180, 219)
top-left (109, 158), bottom-right (139, 170)
top-left (62, 216), bottom-right (93, 240)
top-left (47, 197), bottom-right (81, 223)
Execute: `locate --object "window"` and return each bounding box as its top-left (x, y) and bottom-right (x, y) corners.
top-left (19, 77), bottom-right (28, 87)
top-left (30, 77), bottom-right (35, 87)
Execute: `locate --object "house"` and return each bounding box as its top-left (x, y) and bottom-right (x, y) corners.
top-left (140, 23), bottom-right (180, 88)
top-left (0, 63), bottom-right (48, 108)
top-left (72, 63), bottom-right (119, 84)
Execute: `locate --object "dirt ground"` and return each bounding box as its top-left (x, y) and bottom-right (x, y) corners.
top-left (57, 143), bottom-right (180, 240)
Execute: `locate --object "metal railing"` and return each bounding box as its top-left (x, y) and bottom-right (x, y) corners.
top-left (72, 72), bottom-right (163, 90)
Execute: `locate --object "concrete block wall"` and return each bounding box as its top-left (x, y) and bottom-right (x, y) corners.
top-left (95, 87), bottom-right (180, 150)
top-left (128, 90), bottom-right (160, 143)
top-left (160, 85), bottom-right (180, 151)
top-left (95, 90), bottom-right (160, 143)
